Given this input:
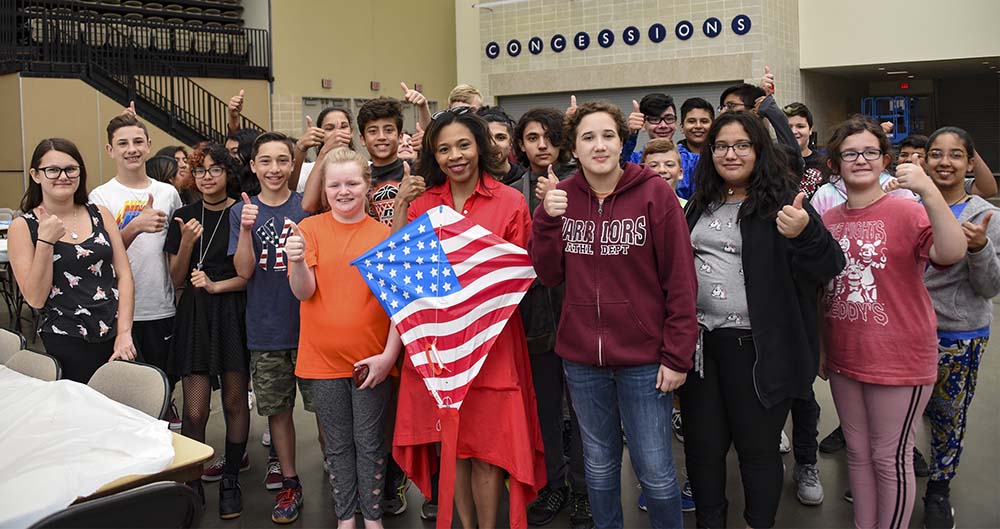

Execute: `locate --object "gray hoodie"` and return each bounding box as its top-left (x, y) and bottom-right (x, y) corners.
top-left (924, 195), bottom-right (1000, 332)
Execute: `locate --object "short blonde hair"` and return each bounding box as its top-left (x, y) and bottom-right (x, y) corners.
top-left (641, 138), bottom-right (677, 162)
top-left (321, 146), bottom-right (371, 187)
top-left (448, 84), bottom-right (483, 106)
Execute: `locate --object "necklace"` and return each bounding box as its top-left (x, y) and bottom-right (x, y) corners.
top-left (69, 207), bottom-right (79, 240)
top-left (947, 194), bottom-right (972, 206)
top-left (196, 200), bottom-right (229, 271)
top-left (203, 196), bottom-right (228, 206)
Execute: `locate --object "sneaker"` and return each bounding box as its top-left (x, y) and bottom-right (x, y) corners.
top-left (264, 457), bottom-right (283, 490)
top-left (322, 457), bottom-right (330, 474)
top-left (167, 400), bottom-right (182, 431)
top-left (201, 452), bottom-right (251, 482)
top-left (671, 408), bottom-right (684, 443)
top-left (923, 494), bottom-right (955, 529)
top-left (843, 489), bottom-right (853, 503)
top-left (420, 499), bottom-right (437, 521)
top-left (219, 476), bottom-right (243, 519)
top-left (820, 426), bottom-right (846, 453)
top-left (272, 483), bottom-right (304, 524)
top-left (527, 484), bottom-right (569, 525)
top-left (793, 463), bottom-right (824, 506)
top-left (383, 475), bottom-right (409, 516)
top-left (261, 425), bottom-right (271, 447)
top-left (569, 490), bottom-right (594, 529)
top-left (779, 430), bottom-right (791, 454)
top-left (914, 447), bottom-right (930, 478)
top-left (637, 490), bottom-right (647, 512)
top-left (680, 480), bottom-right (695, 513)
top-left (247, 389), bottom-right (255, 410)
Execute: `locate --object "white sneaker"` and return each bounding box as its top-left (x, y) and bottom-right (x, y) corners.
top-left (779, 430), bottom-right (791, 454)
top-left (247, 389), bottom-right (255, 410)
top-left (261, 425), bottom-right (271, 447)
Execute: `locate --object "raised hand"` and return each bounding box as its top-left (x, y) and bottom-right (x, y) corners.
top-left (133, 193), bottom-right (167, 233)
top-left (880, 121), bottom-right (894, 135)
top-left (410, 122), bottom-right (424, 154)
top-left (541, 165), bottom-right (568, 217)
top-left (121, 100), bottom-right (137, 117)
top-left (761, 65), bottom-right (775, 96)
top-left (36, 206), bottom-right (66, 243)
top-left (321, 127), bottom-right (354, 153)
top-left (228, 89), bottom-right (245, 118)
top-left (894, 162), bottom-right (935, 197)
top-left (175, 216), bottom-right (204, 247)
top-left (963, 212), bottom-right (993, 252)
top-left (285, 220), bottom-right (305, 263)
top-left (566, 95), bottom-right (578, 118)
top-left (400, 82), bottom-right (429, 108)
top-left (239, 192), bottom-right (258, 230)
top-left (776, 192), bottom-right (810, 239)
top-left (627, 99), bottom-right (644, 134)
top-left (535, 164), bottom-right (559, 202)
top-left (396, 162), bottom-right (426, 206)
top-left (296, 116), bottom-right (326, 152)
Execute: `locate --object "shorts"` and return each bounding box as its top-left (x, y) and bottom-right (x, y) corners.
top-left (249, 349), bottom-right (314, 415)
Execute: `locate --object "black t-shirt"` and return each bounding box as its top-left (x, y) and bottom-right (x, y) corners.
top-left (803, 150), bottom-right (824, 172)
top-left (369, 159), bottom-right (410, 227)
top-left (164, 201), bottom-right (237, 282)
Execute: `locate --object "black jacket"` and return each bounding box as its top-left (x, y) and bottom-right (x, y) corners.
top-left (685, 201), bottom-right (845, 408)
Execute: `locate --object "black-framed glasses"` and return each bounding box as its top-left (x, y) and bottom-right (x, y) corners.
top-left (840, 149), bottom-right (883, 162)
top-left (432, 106), bottom-right (475, 121)
top-left (37, 165), bottom-right (81, 180)
top-left (718, 102), bottom-right (746, 112)
top-left (711, 142), bottom-right (754, 157)
top-left (192, 165), bottom-right (225, 179)
top-left (645, 114), bottom-right (677, 125)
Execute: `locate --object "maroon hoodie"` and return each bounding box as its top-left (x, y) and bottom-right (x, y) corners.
top-left (528, 162), bottom-right (698, 371)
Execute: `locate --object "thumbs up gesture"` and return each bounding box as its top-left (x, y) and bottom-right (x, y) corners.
top-left (400, 82), bottom-right (428, 108)
top-left (566, 95), bottom-right (578, 118)
top-left (893, 161), bottom-right (934, 197)
top-left (540, 165), bottom-right (568, 217)
top-left (410, 122), bottom-right (424, 155)
top-left (239, 192), bottom-right (258, 230)
top-left (134, 193), bottom-right (167, 233)
top-left (761, 65), bottom-right (775, 96)
top-left (228, 89), bottom-right (245, 117)
top-left (121, 100), bottom-right (136, 117)
top-left (175, 216), bottom-right (204, 248)
top-left (285, 220), bottom-right (306, 263)
top-left (628, 99), bottom-right (644, 134)
top-left (963, 211), bottom-right (993, 252)
top-left (396, 162), bottom-right (426, 206)
top-left (776, 192), bottom-right (810, 239)
top-left (36, 206), bottom-right (66, 244)
top-left (296, 116), bottom-right (326, 152)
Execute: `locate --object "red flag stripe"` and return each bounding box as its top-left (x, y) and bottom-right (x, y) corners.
top-left (391, 266), bottom-right (535, 322)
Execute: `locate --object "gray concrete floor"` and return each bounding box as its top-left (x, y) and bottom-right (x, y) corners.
top-left (11, 304), bottom-right (1000, 528)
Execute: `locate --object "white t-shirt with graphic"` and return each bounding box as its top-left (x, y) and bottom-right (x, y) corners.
top-left (89, 177), bottom-right (182, 321)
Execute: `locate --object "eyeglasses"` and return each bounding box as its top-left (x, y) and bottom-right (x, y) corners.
top-left (645, 114), bottom-right (677, 125)
top-left (840, 149), bottom-right (883, 162)
top-left (37, 165), bottom-right (81, 180)
top-left (192, 165), bottom-right (225, 179)
top-left (432, 106), bottom-right (474, 121)
top-left (926, 150), bottom-right (968, 162)
top-left (711, 142), bottom-right (754, 157)
top-left (718, 102), bottom-right (746, 112)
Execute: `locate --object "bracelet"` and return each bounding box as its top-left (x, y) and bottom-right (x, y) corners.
top-left (37, 239), bottom-right (55, 246)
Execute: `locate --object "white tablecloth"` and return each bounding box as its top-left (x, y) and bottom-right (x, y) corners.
top-left (0, 365), bottom-right (174, 528)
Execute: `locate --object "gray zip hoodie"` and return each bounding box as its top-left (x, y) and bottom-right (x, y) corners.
top-left (924, 195), bottom-right (1000, 332)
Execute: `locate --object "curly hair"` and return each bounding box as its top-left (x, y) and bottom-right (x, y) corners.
top-left (188, 142), bottom-right (242, 199)
top-left (357, 98), bottom-right (403, 134)
top-left (415, 109), bottom-right (503, 189)
top-left (514, 107), bottom-right (570, 167)
top-left (562, 101), bottom-right (629, 154)
top-left (690, 111), bottom-right (799, 219)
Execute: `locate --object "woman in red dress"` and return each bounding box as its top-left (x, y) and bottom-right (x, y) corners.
top-left (390, 107), bottom-right (545, 529)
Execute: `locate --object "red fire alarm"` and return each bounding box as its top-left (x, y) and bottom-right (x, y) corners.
top-left (414, 83), bottom-right (424, 92)
top-left (370, 81), bottom-right (381, 91)
top-left (900, 82), bottom-right (910, 89)
top-left (321, 78), bottom-right (332, 89)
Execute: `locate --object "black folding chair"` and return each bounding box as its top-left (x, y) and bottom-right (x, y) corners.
top-left (29, 481), bottom-right (202, 529)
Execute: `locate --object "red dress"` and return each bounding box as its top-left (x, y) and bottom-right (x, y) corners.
top-left (393, 173), bottom-right (546, 529)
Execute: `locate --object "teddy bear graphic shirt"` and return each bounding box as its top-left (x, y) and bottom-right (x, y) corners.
top-left (692, 201), bottom-right (751, 331)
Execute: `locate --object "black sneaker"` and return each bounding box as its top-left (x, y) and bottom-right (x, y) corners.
top-left (914, 447), bottom-right (930, 478)
top-left (819, 426), bottom-right (846, 453)
top-left (569, 490), bottom-right (594, 529)
top-left (219, 476), bottom-right (243, 519)
top-left (527, 484), bottom-right (569, 526)
top-left (923, 494), bottom-right (955, 529)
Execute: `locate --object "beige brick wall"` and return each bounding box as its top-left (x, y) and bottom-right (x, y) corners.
top-left (270, 95), bottom-right (304, 139)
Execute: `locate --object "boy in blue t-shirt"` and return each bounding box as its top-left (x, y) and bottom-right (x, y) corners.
top-left (228, 132), bottom-right (310, 524)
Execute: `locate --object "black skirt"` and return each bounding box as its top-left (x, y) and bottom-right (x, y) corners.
top-left (168, 287), bottom-right (249, 378)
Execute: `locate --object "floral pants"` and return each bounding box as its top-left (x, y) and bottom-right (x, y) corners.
top-left (926, 335), bottom-right (988, 481)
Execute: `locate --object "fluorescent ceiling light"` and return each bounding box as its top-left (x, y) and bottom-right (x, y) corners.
top-left (886, 70), bottom-right (909, 75)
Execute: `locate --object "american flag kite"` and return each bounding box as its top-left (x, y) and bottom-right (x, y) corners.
top-left (351, 205), bottom-right (536, 529)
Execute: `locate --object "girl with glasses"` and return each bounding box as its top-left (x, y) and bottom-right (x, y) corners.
top-left (391, 108), bottom-right (545, 529)
top-left (163, 142), bottom-right (250, 519)
top-left (683, 111), bottom-right (844, 529)
top-left (9, 138), bottom-right (137, 383)
top-left (818, 115), bottom-right (967, 529)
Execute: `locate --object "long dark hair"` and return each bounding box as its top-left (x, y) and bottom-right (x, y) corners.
top-left (416, 110), bottom-right (503, 188)
top-left (20, 138), bottom-right (89, 212)
top-left (690, 111), bottom-right (798, 219)
top-left (188, 142), bottom-right (242, 199)
top-left (927, 126), bottom-right (976, 160)
top-left (146, 155), bottom-right (178, 184)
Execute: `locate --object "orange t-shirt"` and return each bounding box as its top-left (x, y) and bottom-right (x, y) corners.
top-left (294, 213), bottom-right (393, 379)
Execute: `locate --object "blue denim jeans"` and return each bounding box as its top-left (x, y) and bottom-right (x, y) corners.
top-left (563, 360), bottom-right (683, 529)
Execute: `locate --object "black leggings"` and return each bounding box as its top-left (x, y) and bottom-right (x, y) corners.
top-left (40, 333), bottom-right (113, 383)
top-left (679, 329), bottom-right (791, 529)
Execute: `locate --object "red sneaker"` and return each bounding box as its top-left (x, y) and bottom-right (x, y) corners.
top-left (264, 457), bottom-right (283, 490)
top-left (201, 452), bottom-right (251, 482)
top-left (167, 401), bottom-right (182, 431)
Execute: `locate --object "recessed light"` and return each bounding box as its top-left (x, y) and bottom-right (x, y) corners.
top-left (877, 67), bottom-right (886, 71)
top-left (907, 75), bottom-right (915, 78)
top-left (991, 66), bottom-right (997, 69)
top-left (886, 70), bottom-right (909, 75)
top-left (982, 61), bottom-right (990, 64)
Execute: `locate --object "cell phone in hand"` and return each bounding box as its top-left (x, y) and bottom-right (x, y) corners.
top-left (353, 365), bottom-right (369, 389)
